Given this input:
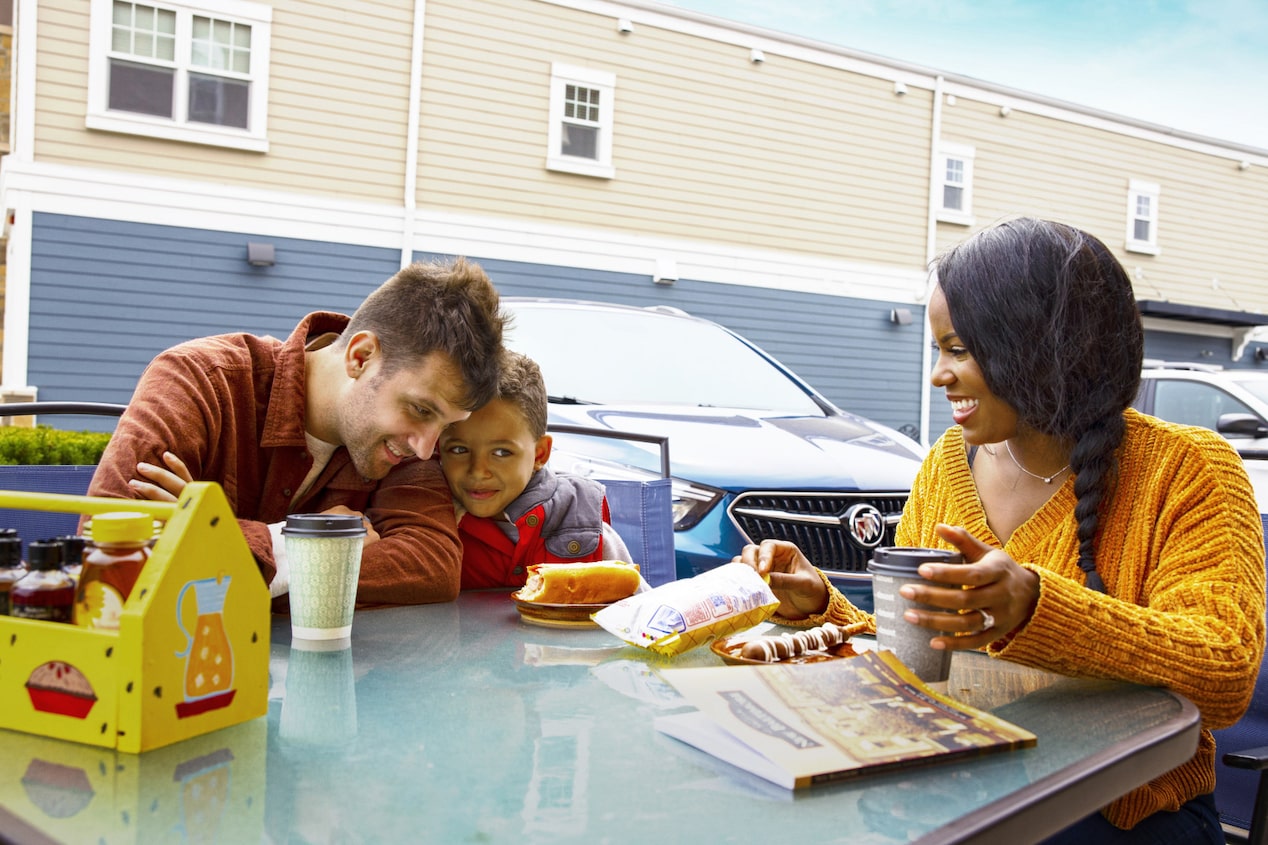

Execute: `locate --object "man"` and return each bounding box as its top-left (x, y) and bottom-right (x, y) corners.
top-left (87, 257), bottom-right (505, 607)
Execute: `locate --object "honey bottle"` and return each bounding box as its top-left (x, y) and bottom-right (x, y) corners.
top-left (10, 541), bottom-right (75, 622)
top-left (0, 533), bottom-right (26, 615)
top-left (76, 512), bottom-right (152, 630)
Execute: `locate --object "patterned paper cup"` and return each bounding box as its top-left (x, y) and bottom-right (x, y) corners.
top-left (283, 514), bottom-right (367, 641)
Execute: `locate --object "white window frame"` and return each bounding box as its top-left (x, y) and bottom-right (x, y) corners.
top-left (1125, 179), bottom-right (1161, 255)
top-left (546, 63), bottom-right (615, 179)
top-left (935, 141), bottom-right (975, 226)
top-left (86, 0), bottom-right (272, 152)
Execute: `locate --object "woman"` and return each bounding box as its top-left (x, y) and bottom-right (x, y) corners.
top-left (738, 217), bottom-right (1264, 843)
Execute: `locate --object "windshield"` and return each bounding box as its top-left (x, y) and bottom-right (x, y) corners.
top-left (505, 303), bottom-right (827, 415)
top-left (1231, 375), bottom-right (1268, 407)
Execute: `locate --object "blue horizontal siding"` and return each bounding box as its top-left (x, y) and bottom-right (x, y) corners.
top-left (26, 213), bottom-right (401, 432)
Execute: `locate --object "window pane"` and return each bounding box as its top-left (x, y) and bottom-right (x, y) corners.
top-left (943, 185), bottom-right (963, 211)
top-left (113, 3), bottom-right (175, 61)
top-left (192, 16), bottom-right (251, 74)
top-left (1136, 195), bottom-right (1151, 217)
top-left (1152, 382), bottom-right (1252, 430)
top-left (188, 72), bottom-right (249, 128)
top-left (564, 85), bottom-right (600, 125)
top-left (945, 159), bottom-right (964, 184)
top-left (108, 58), bottom-right (174, 117)
top-left (1134, 218), bottom-right (1151, 241)
top-left (561, 123), bottom-right (597, 159)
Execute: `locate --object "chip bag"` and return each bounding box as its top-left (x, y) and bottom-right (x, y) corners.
top-left (592, 563), bottom-right (780, 656)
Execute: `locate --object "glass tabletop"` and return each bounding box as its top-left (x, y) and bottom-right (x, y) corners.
top-left (0, 590), bottom-right (1198, 844)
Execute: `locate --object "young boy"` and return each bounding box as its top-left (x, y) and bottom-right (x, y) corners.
top-left (438, 351), bottom-right (632, 590)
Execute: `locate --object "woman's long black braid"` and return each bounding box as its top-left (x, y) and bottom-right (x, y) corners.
top-left (936, 218), bottom-right (1144, 590)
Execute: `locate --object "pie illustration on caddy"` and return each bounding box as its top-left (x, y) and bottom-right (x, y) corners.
top-left (25, 660), bottom-right (98, 719)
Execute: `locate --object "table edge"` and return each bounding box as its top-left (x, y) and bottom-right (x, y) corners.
top-left (915, 691), bottom-right (1203, 845)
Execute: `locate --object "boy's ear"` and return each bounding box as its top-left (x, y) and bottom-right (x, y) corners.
top-left (533, 434), bottom-right (553, 470)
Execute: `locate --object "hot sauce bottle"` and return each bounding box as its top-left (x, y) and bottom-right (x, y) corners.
top-left (0, 533), bottom-right (26, 615)
top-left (76, 512), bottom-right (152, 630)
top-left (10, 541), bottom-right (75, 623)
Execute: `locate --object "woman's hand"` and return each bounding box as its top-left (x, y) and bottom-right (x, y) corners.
top-left (733, 540), bottom-right (828, 620)
top-left (897, 523), bottom-right (1040, 650)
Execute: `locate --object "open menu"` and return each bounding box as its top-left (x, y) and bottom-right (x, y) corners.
top-left (655, 650), bottom-right (1036, 790)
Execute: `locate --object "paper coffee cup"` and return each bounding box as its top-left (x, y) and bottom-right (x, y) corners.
top-left (868, 547), bottom-right (964, 684)
top-left (283, 514), bottom-right (367, 641)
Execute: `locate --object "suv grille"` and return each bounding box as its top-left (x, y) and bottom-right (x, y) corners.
top-left (726, 491), bottom-right (908, 576)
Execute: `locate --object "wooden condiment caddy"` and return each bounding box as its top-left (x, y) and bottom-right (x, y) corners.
top-left (0, 482), bottom-right (270, 752)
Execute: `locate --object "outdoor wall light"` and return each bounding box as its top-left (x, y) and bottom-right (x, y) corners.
top-left (999, 105), bottom-right (1012, 117)
top-left (653, 257), bottom-right (678, 286)
top-left (617, 18), bottom-right (633, 33)
top-left (890, 308), bottom-right (913, 325)
top-left (246, 242), bottom-right (276, 267)
top-left (893, 81), bottom-right (907, 96)
top-left (750, 48), bottom-right (765, 64)
top-left (1240, 161), bottom-right (1251, 171)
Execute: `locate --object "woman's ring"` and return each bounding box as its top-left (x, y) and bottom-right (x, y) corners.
top-left (978, 609), bottom-right (996, 633)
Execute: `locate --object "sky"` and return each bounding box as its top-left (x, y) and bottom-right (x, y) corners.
top-left (661, 0), bottom-right (1268, 152)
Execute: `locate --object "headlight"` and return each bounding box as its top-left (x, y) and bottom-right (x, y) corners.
top-left (548, 450), bottom-right (724, 531)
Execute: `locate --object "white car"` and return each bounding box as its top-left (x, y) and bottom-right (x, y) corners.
top-left (1133, 361), bottom-right (1268, 511)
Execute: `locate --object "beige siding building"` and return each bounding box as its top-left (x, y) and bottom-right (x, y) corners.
top-left (1, 0), bottom-right (1265, 441)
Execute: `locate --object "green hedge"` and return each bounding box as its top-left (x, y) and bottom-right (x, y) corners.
top-left (0, 425), bottom-right (112, 465)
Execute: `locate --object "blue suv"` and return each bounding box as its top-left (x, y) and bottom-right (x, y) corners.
top-left (503, 298), bottom-right (925, 609)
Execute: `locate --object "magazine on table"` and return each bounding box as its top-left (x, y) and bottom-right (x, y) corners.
top-left (655, 649), bottom-right (1037, 790)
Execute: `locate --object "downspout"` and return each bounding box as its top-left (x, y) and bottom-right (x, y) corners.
top-left (401, 0), bottom-right (426, 268)
top-left (2, 0), bottom-right (39, 392)
top-left (918, 75), bottom-right (944, 448)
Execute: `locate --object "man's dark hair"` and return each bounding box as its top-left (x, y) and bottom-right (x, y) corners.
top-left (342, 257), bottom-right (506, 411)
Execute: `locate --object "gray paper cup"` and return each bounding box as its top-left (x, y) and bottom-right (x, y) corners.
top-left (283, 514), bottom-right (367, 641)
top-left (868, 547), bottom-right (964, 684)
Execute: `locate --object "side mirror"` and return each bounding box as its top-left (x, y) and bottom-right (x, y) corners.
top-left (1217, 413), bottom-right (1268, 438)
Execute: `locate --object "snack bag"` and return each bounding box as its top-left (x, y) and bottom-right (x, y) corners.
top-left (592, 563), bottom-right (779, 656)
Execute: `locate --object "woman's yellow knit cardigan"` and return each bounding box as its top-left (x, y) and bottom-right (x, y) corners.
top-left (791, 409), bottom-right (1265, 829)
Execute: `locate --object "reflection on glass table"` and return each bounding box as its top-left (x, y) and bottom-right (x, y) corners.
top-left (0, 590), bottom-right (1198, 845)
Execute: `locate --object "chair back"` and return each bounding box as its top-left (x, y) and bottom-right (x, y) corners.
top-left (600, 477), bottom-right (675, 586)
top-left (1212, 512), bottom-right (1268, 832)
top-left (0, 466), bottom-right (96, 554)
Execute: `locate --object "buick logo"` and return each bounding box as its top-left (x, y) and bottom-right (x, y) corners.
top-left (842, 503), bottom-right (886, 549)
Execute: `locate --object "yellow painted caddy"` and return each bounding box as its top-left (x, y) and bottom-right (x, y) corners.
top-left (0, 482), bottom-right (270, 753)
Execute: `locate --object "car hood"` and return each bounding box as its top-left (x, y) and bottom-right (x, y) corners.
top-left (547, 404), bottom-right (926, 491)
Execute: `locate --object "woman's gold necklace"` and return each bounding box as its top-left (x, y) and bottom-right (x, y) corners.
top-left (1003, 440), bottom-right (1070, 484)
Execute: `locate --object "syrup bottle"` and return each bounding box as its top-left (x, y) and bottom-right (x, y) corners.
top-left (57, 535), bottom-right (87, 583)
top-left (10, 541), bottom-right (75, 622)
top-left (0, 533), bottom-right (26, 615)
top-left (76, 512), bottom-right (152, 630)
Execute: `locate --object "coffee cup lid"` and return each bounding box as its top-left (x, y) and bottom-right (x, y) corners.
top-left (867, 546), bottom-right (963, 575)
top-left (282, 514), bottom-right (367, 537)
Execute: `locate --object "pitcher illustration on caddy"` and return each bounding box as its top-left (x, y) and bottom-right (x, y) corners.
top-left (174, 576), bottom-right (238, 718)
